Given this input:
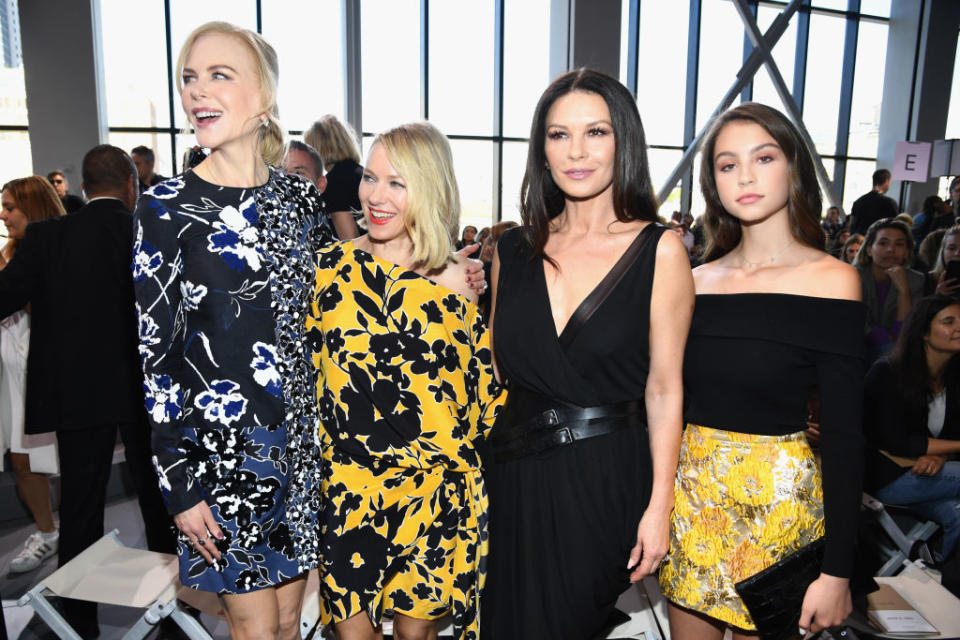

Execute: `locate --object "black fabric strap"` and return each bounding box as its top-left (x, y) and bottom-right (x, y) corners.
top-left (558, 223), bottom-right (658, 349)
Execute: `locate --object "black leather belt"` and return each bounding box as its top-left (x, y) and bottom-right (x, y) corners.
top-left (490, 390), bottom-right (646, 463)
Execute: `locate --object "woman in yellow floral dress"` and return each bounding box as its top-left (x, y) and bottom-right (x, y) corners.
top-left (658, 103), bottom-right (865, 639)
top-left (307, 122), bottom-right (504, 640)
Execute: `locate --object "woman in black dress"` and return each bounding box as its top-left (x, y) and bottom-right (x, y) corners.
top-left (305, 114), bottom-right (362, 240)
top-left (482, 69), bottom-right (694, 639)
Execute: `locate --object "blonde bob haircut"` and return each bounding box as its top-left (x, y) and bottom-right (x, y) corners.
top-left (175, 22), bottom-right (285, 166)
top-left (305, 115), bottom-right (361, 166)
top-left (373, 122), bottom-right (459, 270)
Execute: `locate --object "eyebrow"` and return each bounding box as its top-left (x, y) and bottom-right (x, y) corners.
top-left (182, 64), bottom-right (238, 75)
top-left (714, 142), bottom-right (781, 161)
top-left (546, 119), bottom-right (613, 129)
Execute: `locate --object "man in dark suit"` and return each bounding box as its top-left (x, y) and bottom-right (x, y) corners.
top-left (0, 145), bottom-right (175, 638)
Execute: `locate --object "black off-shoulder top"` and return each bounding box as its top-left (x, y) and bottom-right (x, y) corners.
top-left (684, 293), bottom-right (866, 578)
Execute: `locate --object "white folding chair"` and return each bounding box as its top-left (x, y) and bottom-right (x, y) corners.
top-left (16, 529), bottom-right (216, 640)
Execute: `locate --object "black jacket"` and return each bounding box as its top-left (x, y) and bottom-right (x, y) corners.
top-left (0, 198), bottom-right (144, 433)
top-left (863, 358), bottom-right (960, 491)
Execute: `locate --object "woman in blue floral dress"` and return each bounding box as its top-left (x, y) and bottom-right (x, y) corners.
top-left (133, 22), bottom-right (332, 639)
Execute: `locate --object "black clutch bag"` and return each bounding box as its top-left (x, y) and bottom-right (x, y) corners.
top-left (734, 537), bottom-right (825, 640)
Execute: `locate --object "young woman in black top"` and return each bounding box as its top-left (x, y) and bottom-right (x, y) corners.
top-left (658, 103), bottom-right (864, 639)
top-left (864, 295), bottom-right (960, 560)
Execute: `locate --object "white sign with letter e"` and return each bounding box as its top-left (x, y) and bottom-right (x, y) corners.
top-left (892, 141), bottom-right (931, 182)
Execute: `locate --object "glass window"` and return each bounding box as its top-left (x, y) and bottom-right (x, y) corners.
top-left (502, 0), bottom-right (551, 139)
top-left (944, 34), bottom-right (960, 141)
top-left (361, 0), bottom-right (420, 134)
top-left (859, 1), bottom-right (890, 18)
top-left (168, 0), bottom-right (258, 130)
top-left (696, 0), bottom-right (745, 130)
top-left (109, 132), bottom-right (175, 181)
top-left (802, 12), bottom-right (846, 155)
top-left (817, 157), bottom-right (840, 213)
top-left (262, 0), bottom-right (344, 132)
top-left (0, 1), bottom-right (28, 128)
top-left (100, 0), bottom-right (169, 129)
top-left (500, 141), bottom-right (529, 224)
top-left (847, 19), bottom-right (888, 158)
top-left (450, 139), bottom-right (494, 231)
top-left (648, 148), bottom-right (683, 219)
top-left (428, 2), bottom-right (495, 137)
top-left (811, 1), bottom-right (847, 11)
top-left (0, 131), bottom-right (33, 181)
top-left (843, 159), bottom-right (882, 212)
top-left (636, 0), bottom-right (689, 146)
top-left (750, 5), bottom-right (798, 117)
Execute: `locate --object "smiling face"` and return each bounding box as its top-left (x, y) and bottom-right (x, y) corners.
top-left (359, 143), bottom-right (408, 242)
top-left (544, 91), bottom-right (616, 201)
top-left (926, 303), bottom-right (960, 354)
top-left (868, 227), bottom-right (909, 269)
top-left (180, 31), bottom-right (264, 155)
top-left (712, 120), bottom-right (790, 226)
top-left (0, 190), bottom-right (29, 241)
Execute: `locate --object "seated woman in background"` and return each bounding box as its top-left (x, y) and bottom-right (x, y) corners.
top-left (864, 295), bottom-right (960, 564)
top-left (840, 233), bottom-right (864, 264)
top-left (853, 217), bottom-right (925, 362)
top-left (309, 122), bottom-right (504, 640)
top-left (917, 228), bottom-right (947, 276)
top-left (0, 176), bottom-right (63, 574)
top-left (928, 224), bottom-right (960, 297)
top-left (305, 114), bottom-right (363, 240)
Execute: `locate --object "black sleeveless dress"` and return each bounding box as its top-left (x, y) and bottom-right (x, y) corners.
top-left (481, 224), bottom-right (665, 640)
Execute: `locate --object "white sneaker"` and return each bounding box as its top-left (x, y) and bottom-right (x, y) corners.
top-left (9, 530), bottom-right (58, 573)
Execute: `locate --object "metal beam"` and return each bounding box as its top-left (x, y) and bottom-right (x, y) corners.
top-left (656, 0), bottom-right (799, 205)
top-left (342, 0), bottom-right (362, 138)
top-left (732, 0), bottom-right (841, 209)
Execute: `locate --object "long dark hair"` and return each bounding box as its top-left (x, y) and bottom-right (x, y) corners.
top-left (519, 69), bottom-right (658, 261)
top-left (700, 103), bottom-right (825, 262)
top-left (890, 295), bottom-right (960, 413)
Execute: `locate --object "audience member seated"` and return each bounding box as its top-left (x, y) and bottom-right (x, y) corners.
top-left (822, 206), bottom-right (843, 243)
top-left (282, 140), bottom-right (329, 215)
top-left (131, 146), bottom-right (166, 195)
top-left (304, 114), bottom-right (362, 240)
top-left (917, 228), bottom-right (947, 276)
top-left (0, 176), bottom-right (64, 574)
top-left (828, 226), bottom-right (851, 259)
top-left (455, 224), bottom-right (477, 251)
top-left (854, 217), bottom-right (924, 363)
top-left (840, 232), bottom-right (863, 264)
top-left (929, 224), bottom-right (960, 298)
top-left (949, 176), bottom-right (960, 220)
top-left (863, 295), bottom-right (960, 571)
top-left (915, 195), bottom-right (955, 247)
top-left (45, 171), bottom-right (84, 213)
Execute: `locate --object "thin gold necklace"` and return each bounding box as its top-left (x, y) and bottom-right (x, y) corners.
top-left (736, 239), bottom-right (795, 269)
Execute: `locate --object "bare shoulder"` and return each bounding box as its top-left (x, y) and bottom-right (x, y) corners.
top-left (691, 259), bottom-right (726, 292)
top-left (439, 254), bottom-right (479, 303)
top-left (795, 253), bottom-right (861, 301)
top-left (653, 224), bottom-right (687, 258)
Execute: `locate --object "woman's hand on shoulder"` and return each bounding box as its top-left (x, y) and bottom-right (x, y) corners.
top-left (799, 574), bottom-right (851, 635)
top-left (447, 254), bottom-right (480, 303)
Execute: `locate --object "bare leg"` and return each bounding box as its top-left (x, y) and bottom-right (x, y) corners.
top-left (392, 613), bottom-right (438, 640)
top-left (667, 603), bottom-right (725, 640)
top-left (275, 574), bottom-right (308, 640)
top-left (220, 587), bottom-right (280, 640)
top-left (10, 452), bottom-right (55, 532)
top-left (333, 611), bottom-right (383, 640)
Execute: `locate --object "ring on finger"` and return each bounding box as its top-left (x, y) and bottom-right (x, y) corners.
top-left (197, 537), bottom-right (206, 546)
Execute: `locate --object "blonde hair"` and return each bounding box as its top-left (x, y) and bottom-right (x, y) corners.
top-left (932, 224), bottom-right (960, 279)
top-left (175, 22), bottom-right (284, 166)
top-left (305, 115), bottom-right (361, 166)
top-left (374, 122), bottom-right (459, 270)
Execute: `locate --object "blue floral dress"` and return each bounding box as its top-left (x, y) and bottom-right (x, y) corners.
top-left (133, 168), bottom-right (333, 593)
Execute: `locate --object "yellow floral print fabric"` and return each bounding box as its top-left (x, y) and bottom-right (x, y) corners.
top-left (659, 424), bottom-right (824, 630)
top-left (307, 241), bottom-right (505, 638)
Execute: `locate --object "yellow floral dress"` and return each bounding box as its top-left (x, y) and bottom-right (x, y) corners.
top-left (307, 241), bottom-right (504, 638)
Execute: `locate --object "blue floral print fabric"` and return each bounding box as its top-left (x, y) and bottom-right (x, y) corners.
top-left (133, 168), bottom-right (332, 593)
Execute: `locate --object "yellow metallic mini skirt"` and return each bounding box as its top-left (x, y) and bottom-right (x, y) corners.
top-left (658, 424), bottom-right (824, 631)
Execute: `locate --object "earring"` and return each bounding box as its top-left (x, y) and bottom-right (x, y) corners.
top-left (261, 117), bottom-right (268, 128)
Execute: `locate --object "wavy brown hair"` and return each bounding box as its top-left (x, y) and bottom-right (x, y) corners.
top-left (700, 103), bottom-right (825, 262)
top-left (520, 69), bottom-right (658, 264)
